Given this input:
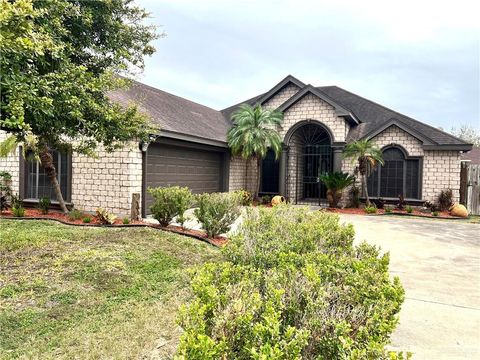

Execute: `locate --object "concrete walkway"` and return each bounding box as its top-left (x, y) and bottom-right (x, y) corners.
top-left (339, 214), bottom-right (480, 359)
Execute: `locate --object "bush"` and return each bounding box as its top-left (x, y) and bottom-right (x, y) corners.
top-left (437, 189), bottom-right (453, 211)
top-left (194, 192), bottom-right (241, 238)
top-left (261, 194), bottom-right (272, 205)
top-left (385, 206), bottom-right (392, 213)
top-left (38, 196), bottom-right (51, 214)
top-left (68, 209), bottom-right (83, 221)
top-left (96, 208), bottom-right (117, 225)
top-left (82, 216), bottom-right (92, 223)
top-left (12, 206), bottom-right (25, 217)
top-left (234, 189), bottom-right (253, 206)
top-left (406, 205), bottom-right (413, 214)
top-left (432, 211), bottom-right (439, 217)
top-left (0, 171), bottom-right (12, 212)
top-left (178, 205), bottom-right (405, 359)
top-left (122, 217), bottom-right (130, 225)
top-left (364, 204), bottom-right (378, 214)
top-left (148, 186), bottom-right (193, 227)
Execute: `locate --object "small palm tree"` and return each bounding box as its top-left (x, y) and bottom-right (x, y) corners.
top-left (343, 139), bottom-right (384, 206)
top-left (227, 104), bottom-right (283, 199)
top-left (319, 171), bottom-right (355, 208)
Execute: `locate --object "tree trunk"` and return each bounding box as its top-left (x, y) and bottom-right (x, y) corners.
top-left (39, 146), bottom-right (68, 213)
top-left (255, 156), bottom-right (262, 200)
top-left (361, 173), bottom-right (370, 207)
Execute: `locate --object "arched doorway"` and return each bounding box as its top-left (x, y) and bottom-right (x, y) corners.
top-left (285, 122), bottom-right (333, 204)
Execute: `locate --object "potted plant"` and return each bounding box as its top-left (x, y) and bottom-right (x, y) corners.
top-left (320, 172), bottom-right (355, 208)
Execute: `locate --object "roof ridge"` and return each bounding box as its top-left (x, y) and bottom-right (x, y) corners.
top-left (319, 85), bottom-right (470, 145)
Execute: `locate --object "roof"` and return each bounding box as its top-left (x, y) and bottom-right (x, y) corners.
top-left (109, 76), bottom-right (472, 151)
top-left (108, 80), bottom-right (230, 144)
top-left (461, 147), bottom-right (480, 164)
top-left (316, 86), bottom-right (470, 148)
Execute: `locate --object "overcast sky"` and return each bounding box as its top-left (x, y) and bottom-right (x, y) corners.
top-left (136, 0), bottom-right (480, 132)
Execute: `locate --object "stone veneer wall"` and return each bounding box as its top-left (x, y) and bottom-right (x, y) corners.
top-left (228, 155), bottom-right (257, 194)
top-left (0, 131), bottom-right (20, 194)
top-left (263, 83), bottom-right (301, 109)
top-left (71, 142), bottom-right (142, 216)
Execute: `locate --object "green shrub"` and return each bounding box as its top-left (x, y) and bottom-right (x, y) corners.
top-left (437, 188), bottom-right (453, 211)
top-left (432, 211), bottom-right (439, 217)
top-left (68, 209), bottom-right (83, 221)
top-left (261, 194), bottom-right (272, 205)
top-left (38, 196), bottom-right (51, 214)
top-left (234, 189), bottom-right (253, 206)
top-left (364, 204), bottom-right (377, 214)
top-left (178, 205), bottom-right (405, 359)
top-left (406, 205), bottom-right (413, 214)
top-left (0, 171), bottom-right (13, 212)
top-left (194, 192), bottom-right (241, 238)
top-left (148, 186), bottom-right (193, 227)
top-left (122, 217), bottom-right (130, 225)
top-left (12, 206), bottom-right (25, 217)
top-left (82, 216), bottom-right (92, 223)
top-left (385, 206), bottom-right (392, 213)
top-left (96, 208), bottom-right (117, 225)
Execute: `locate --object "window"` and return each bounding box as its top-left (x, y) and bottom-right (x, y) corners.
top-left (367, 147), bottom-right (421, 199)
top-left (25, 150), bottom-right (70, 201)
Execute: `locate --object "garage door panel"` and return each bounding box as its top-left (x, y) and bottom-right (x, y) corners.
top-left (146, 144), bottom-right (225, 214)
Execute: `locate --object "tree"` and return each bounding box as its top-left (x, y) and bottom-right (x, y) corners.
top-left (343, 140), bottom-right (384, 207)
top-left (0, 0), bottom-right (159, 212)
top-left (227, 104), bottom-right (283, 199)
top-left (450, 124), bottom-right (480, 147)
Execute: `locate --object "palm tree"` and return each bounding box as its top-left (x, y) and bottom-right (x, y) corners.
top-left (227, 104), bottom-right (283, 199)
top-left (343, 139), bottom-right (384, 206)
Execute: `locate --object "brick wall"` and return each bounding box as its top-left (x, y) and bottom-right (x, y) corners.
top-left (0, 130), bottom-right (20, 194)
top-left (71, 142), bottom-right (142, 216)
top-left (228, 155), bottom-right (257, 194)
top-left (280, 94), bottom-right (348, 142)
top-left (263, 83), bottom-right (301, 109)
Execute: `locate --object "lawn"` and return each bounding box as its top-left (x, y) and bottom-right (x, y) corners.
top-left (0, 219), bottom-right (219, 359)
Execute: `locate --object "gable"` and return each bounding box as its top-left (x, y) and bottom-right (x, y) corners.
top-left (280, 93), bottom-right (349, 142)
top-left (370, 124), bottom-right (424, 156)
top-left (262, 83), bottom-right (301, 110)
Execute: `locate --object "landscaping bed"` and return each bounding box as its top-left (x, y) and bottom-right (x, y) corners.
top-left (325, 207), bottom-right (466, 219)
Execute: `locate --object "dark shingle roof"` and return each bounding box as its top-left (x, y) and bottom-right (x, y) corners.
top-left (109, 80), bottom-right (230, 143)
top-left (461, 147), bottom-right (480, 164)
top-left (109, 77), bottom-right (471, 149)
top-left (317, 86), bottom-right (468, 146)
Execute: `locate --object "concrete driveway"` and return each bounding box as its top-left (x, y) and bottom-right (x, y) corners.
top-left (339, 214), bottom-right (480, 359)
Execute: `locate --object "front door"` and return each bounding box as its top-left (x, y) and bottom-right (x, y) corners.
top-left (303, 144), bottom-right (332, 200)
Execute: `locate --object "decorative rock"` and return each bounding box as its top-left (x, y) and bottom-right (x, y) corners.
top-left (271, 195), bottom-right (285, 206)
top-left (449, 203), bottom-right (468, 218)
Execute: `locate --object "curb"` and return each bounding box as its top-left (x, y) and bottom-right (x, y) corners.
top-left (0, 216), bottom-right (221, 247)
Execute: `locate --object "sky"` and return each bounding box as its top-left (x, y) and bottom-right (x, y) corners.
top-left (136, 0), bottom-right (480, 132)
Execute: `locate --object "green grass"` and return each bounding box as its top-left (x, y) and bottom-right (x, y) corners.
top-left (0, 219), bottom-right (219, 359)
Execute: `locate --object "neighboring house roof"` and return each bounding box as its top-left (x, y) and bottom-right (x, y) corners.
top-left (461, 147), bottom-right (480, 164)
top-left (108, 80), bottom-right (230, 145)
top-left (110, 75), bottom-right (472, 151)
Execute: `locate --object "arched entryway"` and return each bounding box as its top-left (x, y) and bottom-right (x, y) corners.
top-left (284, 121), bottom-right (333, 204)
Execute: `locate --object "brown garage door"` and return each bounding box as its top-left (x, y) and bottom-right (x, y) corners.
top-left (145, 143), bottom-right (225, 213)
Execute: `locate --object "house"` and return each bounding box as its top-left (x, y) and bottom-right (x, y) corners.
top-left (461, 146), bottom-right (480, 165)
top-left (0, 75), bottom-right (473, 216)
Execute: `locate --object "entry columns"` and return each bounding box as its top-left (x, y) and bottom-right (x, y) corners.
top-left (332, 143), bottom-right (345, 172)
top-left (279, 144), bottom-right (289, 196)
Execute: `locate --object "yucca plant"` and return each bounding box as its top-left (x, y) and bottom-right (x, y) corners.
top-left (343, 140), bottom-right (384, 206)
top-left (227, 104), bottom-right (283, 199)
top-left (320, 172), bottom-right (355, 208)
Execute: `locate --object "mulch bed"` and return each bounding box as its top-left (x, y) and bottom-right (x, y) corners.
top-left (0, 209), bottom-right (226, 247)
top-left (324, 207), bottom-right (465, 219)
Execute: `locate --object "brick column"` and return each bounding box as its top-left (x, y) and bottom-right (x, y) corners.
top-left (279, 144), bottom-right (289, 196)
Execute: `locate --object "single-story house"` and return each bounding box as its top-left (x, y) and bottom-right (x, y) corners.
top-left (0, 75), bottom-right (473, 216)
